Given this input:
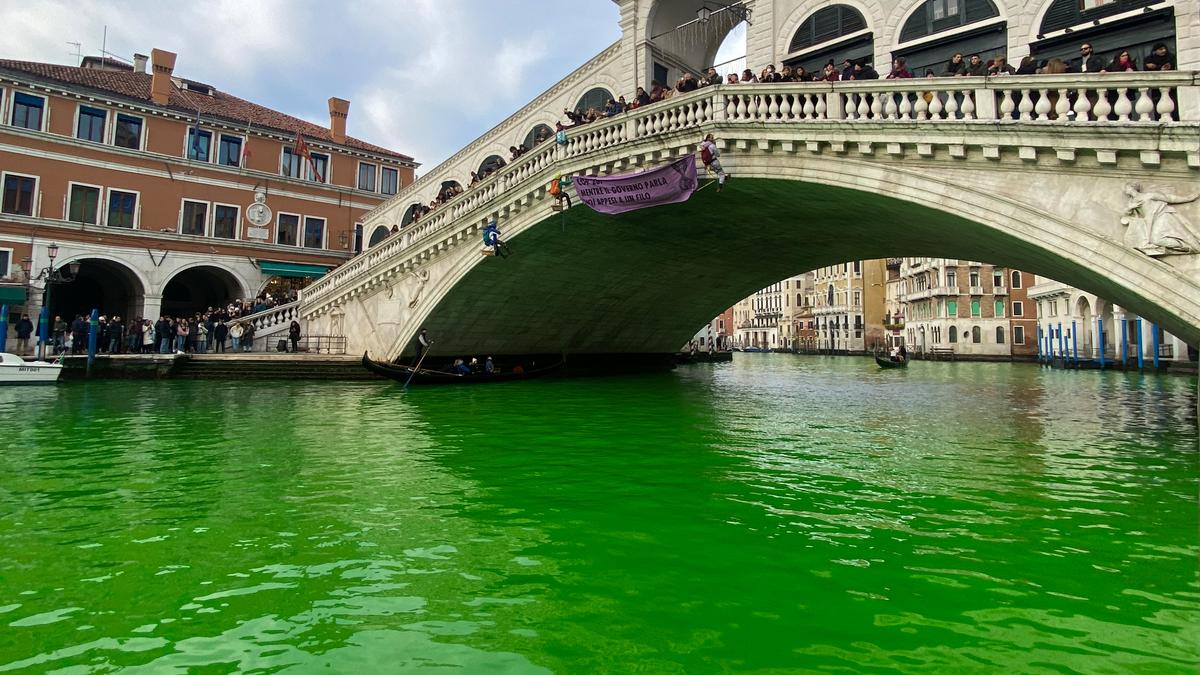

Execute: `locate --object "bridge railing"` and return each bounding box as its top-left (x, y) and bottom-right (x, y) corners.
top-left (301, 71), bottom-right (1196, 311)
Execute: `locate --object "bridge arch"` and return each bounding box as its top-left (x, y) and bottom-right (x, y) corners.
top-left (574, 86), bottom-right (615, 114)
top-left (51, 255), bottom-right (148, 321)
top-left (645, 0), bottom-right (749, 76)
top-left (374, 152), bottom-right (1200, 360)
top-left (161, 262), bottom-right (251, 316)
top-left (475, 154), bottom-right (507, 179)
top-left (522, 123), bottom-right (554, 150)
top-left (400, 203), bottom-right (424, 227)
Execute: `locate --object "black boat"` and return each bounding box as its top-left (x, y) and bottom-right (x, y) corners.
top-left (875, 355), bottom-right (908, 369)
top-left (361, 353), bottom-right (562, 385)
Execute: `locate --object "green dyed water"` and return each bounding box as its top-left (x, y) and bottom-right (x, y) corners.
top-left (1, 356), bottom-right (1197, 672)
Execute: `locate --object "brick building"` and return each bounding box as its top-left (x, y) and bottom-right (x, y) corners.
top-left (0, 49), bottom-right (415, 332)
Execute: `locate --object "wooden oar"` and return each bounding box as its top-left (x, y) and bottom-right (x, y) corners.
top-left (404, 341), bottom-right (433, 390)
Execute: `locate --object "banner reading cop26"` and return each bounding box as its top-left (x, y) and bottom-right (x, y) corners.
top-left (573, 156), bottom-right (698, 215)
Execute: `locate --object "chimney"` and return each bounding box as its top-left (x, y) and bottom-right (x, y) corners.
top-left (328, 97), bottom-right (350, 144)
top-left (133, 53), bottom-right (148, 74)
top-left (150, 48), bottom-right (177, 105)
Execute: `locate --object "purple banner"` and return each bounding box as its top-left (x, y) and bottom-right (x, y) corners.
top-left (573, 156), bottom-right (698, 215)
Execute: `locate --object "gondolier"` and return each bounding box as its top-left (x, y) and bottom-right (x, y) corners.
top-left (410, 328), bottom-right (430, 366)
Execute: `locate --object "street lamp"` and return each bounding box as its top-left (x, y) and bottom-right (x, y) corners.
top-left (30, 243), bottom-right (80, 359)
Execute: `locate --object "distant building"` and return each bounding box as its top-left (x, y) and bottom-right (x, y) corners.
top-left (900, 258), bottom-right (1027, 358)
top-left (812, 260), bottom-right (886, 353)
top-left (0, 48), bottom-right (416, 331)
top-left (1028, 278), bottom-right (1193, 364)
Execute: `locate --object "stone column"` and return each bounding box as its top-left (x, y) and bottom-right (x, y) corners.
top-left (142, 294), bottom-right (163, 321)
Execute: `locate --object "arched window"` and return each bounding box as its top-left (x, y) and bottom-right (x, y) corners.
top-left (575, 87), bottom-right (613, 114)
top-left (895, 0), bottom-right (1005, 77)
top-left (400, 203), bottom-right (422, 227)
top-left (949, 325), bottom-right (958, 343)
top-left (523, 124), bottom-right (553, 149)
top-left (900, 0), bottom-right (999, 42)
top-left (972, 326), bottom-right (982, 343)
top-left (1033, 2), bottom-right (1174, 71)
top-left (995, 326), bottom-right (1005, 344)
top-left (368, 225), bottom-right (390, 247)
top-left (1010, 270), bottom-right (1022, 289)
top-left (786, 4), bottom-right (875, 75)
top-left (477, 155), bottom-right (505, 178)
top-left (439, 180), bottom-right (462, 201)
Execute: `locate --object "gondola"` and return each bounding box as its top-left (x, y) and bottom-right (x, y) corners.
top-left (875, 355), bottom-right (908, 369)
top-left (361, 353), bottom-right (563, 385)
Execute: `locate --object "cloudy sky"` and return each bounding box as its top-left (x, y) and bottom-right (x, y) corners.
top-left (2, 1), bottom-right (746, 173)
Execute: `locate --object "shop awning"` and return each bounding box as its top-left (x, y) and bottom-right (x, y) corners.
top-left (257, 261), bottom-right (331, 279)
top-left (0, 286), bottom-right (27, 304)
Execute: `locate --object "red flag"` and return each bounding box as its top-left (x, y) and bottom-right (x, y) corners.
top-left (293, 132), bottom-right (310, 160)
top-left (293, 131), bottom-right (324, 182)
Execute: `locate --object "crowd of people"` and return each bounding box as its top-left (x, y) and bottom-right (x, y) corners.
top-left (397, 41), bottom-right (1177, 230)
top-left (12, 292), bottom-right (302, 357)
top-left (554, 42), bottom-right (1178, 124)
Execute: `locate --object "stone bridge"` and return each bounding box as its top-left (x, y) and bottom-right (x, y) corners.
top-left (300, 72), bottom-right (1200, 360)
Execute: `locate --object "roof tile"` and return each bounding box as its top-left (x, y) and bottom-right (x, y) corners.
top-left (0, 59), bottom-right (414, 162)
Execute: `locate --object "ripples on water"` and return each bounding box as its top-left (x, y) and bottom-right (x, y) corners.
top-left (0, 356), bottom-right (1196, 672)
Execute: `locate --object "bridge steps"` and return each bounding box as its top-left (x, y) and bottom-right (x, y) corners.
top-left (62, 355), bottom-right (386, 381)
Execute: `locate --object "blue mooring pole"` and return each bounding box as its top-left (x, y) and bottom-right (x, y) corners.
top-left (1152, 323), bottom-right (1160, 370)
top-left (1135, 318), bottom-right (1144, 371)
top-left (1097, 318), bottom-right (1105, 369)
top-left (0, 305), bottom-right (7, 354)
top-left (1036, 326), bottom-right (1043, 363)
top-left (86, 308), bottom-right (99, 377)
top-left (37, 305), bottom-right (49, 361)
top-left (1057, 322), bottom-right (1064, 362)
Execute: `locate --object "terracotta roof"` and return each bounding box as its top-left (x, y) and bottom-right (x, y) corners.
top-left (0, 59), bottom-right (415, 162)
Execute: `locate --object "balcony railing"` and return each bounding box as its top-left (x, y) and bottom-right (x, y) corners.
top-left (301, 71), bottom-right (1198, 312)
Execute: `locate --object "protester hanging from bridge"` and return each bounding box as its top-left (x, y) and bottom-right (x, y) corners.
top-left (699, 134), bottom-right (729, 193)
top-left (550, 175), bottom-right (573, 211)
top-left (482, 221), bottom-right (511, 258)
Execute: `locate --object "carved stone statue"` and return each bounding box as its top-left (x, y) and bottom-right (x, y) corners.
top-left (407, 270), bottom-right (431, 309)
top-left (1121, 183), bottom-right (1200, 256)
top-left (330, 306), bottom-right (345, 337)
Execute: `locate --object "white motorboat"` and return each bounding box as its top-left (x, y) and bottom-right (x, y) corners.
top-left (0, 353), bottom-right (63, 384)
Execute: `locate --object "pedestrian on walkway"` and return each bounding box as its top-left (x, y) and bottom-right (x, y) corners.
top-left (15, 314), bottom-right (33, 355)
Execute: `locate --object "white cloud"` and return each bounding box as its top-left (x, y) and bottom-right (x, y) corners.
top-left (0, 0), bottom-right (621, 168)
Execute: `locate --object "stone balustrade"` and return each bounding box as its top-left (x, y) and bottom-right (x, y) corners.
top-left (300, 71), bottom-right (1198, 315)
top-left (237, 301), bottom-right (300, 336)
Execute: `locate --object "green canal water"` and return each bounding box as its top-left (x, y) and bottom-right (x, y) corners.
top-left (1, 356), bottom-right (1197, 673)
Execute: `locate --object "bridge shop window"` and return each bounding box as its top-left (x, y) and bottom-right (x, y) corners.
top-left (784, 5), bottom-right (873, 75)
top-left (894, 0), bottom-right (1005, 77)
top-left (105, 189), bottom-right (138, 229)
top-left (114, 113), bottom-right (143, 150)
top-left (76, 105), bottom-right (106, 144)
top-left (1031, 0), bottom-right (1174, 70)
top-left (574, 87), bottom-right (613, 114)
top-left (381, 167), bottom-right (399, 195)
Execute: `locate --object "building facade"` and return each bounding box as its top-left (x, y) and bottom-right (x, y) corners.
top-left (1028, 277), bottom-right (1193, 364)
top-left (0, 49), bottom-right (415, 339)
top-left (811, 260), bottom-right (887, 354)
top-left (899, 258), bottom-right (1034, 358)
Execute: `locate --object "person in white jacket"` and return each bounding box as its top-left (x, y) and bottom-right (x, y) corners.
top-left (229, 322), bottom-right (245, 352)
top-left (699, 134), bottom-right (729, 192)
